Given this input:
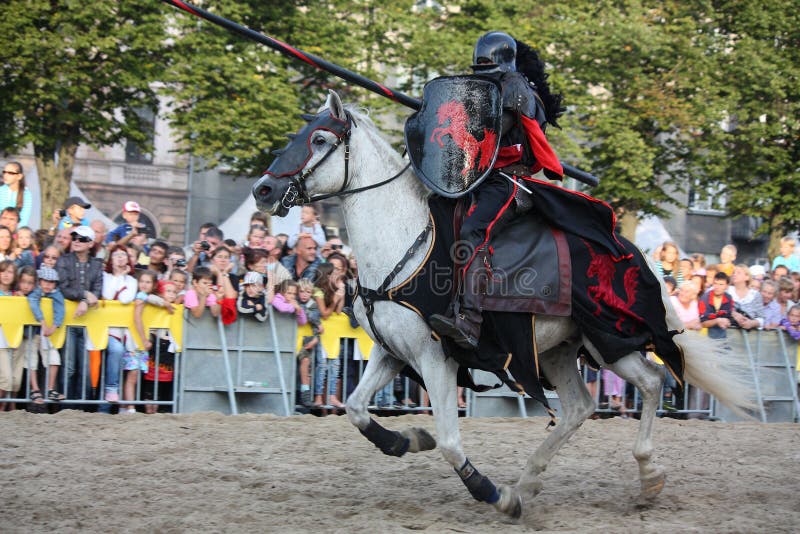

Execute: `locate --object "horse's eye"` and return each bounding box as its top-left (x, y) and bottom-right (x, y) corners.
top-left (312, 134), bottom-right (326, 146)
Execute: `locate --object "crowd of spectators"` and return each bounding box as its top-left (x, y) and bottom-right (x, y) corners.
top-left (590, 239), bottom-right (800, 418)
top-left (1, 161), bottom-right (799, 417)
top-left (0, 163), bottom-right (392, 413)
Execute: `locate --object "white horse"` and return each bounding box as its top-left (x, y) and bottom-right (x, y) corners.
top-left (253, 91), bottom-right (757, 518)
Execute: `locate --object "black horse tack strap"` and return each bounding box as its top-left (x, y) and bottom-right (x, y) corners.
top-left (356, 216), bottom-right (434, 353)
top-left (455, 458), bottom-right (500, 504)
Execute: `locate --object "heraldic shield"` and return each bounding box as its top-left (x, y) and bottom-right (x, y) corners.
top-left (404, 76), bottom-right (503, 198)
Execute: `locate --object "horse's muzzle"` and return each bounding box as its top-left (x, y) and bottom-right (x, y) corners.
top-left (252, 175), bottom-right (292, 216)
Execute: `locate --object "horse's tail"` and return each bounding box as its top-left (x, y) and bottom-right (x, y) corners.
top-left (643, 253), bottom-right (760, 419)
top-left (673, 330), bottom-right (759, 419)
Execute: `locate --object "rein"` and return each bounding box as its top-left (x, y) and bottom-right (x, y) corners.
top-left (281, 112), bottom-right (411, 208)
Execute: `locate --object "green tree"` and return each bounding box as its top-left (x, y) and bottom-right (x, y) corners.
top-left (0, 1), bottom-right (167, 227)
top-left (698, 1), bottom-right (800, 260)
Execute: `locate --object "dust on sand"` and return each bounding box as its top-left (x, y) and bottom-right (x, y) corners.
top-left (1, 411), bottom-right (798, 533)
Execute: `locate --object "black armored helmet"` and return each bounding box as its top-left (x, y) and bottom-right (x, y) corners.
top-left (471, 31), bottom-right (517, 73)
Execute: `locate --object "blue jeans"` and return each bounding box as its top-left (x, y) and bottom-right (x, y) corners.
top-left (97, 337), bottom-right (124, 414)
top-left (314, 347), bottom-right (340, 397)
top-left (374, 381), bottom-right (396, 407)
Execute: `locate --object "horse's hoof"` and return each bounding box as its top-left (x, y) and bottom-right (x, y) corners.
top-left (517, 477), bottom-right (544, 499)
top-left (638, 470), bottom-right (666, 503)
top-left (494, 485), bottom-right (523, 519)
top-left (401, 427), bottom-right (436, 453)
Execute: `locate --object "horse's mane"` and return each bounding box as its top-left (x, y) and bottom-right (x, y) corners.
top-left (344, 105), bottom-right (431, 200)
top-left (514, 40), bottom-right (565, 128)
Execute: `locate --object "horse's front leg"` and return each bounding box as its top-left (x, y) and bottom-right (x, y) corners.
top-left (346, 346), bottom-right (436, 456)
top-left (417, 346), bottom-right (522, 519)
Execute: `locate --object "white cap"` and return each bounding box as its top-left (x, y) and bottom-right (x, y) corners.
top-left (70, 225), bottom-right (96, 241)
top-left (123, 200), bottom-right (141, 212)
top-left (749, 264), bottom-right (766, 278)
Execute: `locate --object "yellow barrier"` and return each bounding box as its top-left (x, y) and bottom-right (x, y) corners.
top-left (0, 296), bottom-right (184, 351)
top-left (296, 312), bottom-right (374, 359)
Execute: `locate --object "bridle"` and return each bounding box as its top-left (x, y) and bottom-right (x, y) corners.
top-left (279, 112), bottom-right (411, 209)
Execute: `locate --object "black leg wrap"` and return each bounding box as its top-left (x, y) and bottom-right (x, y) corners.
top-left (455, 458), bottom-right (500, 504)
top-left (359, 419), bottom-right (410, 457)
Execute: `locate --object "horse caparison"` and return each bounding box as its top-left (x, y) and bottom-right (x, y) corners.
top-left (252, 91), bottom-right (758, 518)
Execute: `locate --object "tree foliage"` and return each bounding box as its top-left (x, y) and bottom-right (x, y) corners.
top-left (0, 0), bottom-right (167, 227)
top-left (1, 0), bottom-right (796, 238)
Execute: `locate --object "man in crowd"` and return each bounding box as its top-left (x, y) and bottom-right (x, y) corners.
top-left (320, 237), bottom-right (345, 260)
top-left (89, 220), bottom-right (109, 259)
top-left (760, 279), bottom-right (782, 329)
top-left (698, 272), bottom-right (733, 339)
top-left (187, 226), bottom-right (224, 271)
top-left (138, 240), bottom-right (169, 276)
top-left (54, 227), bottom-right (73, 254)
top-left (281, 234), bottom-right (320, 282)
top-left (55, 225), bottom-right (104, 402)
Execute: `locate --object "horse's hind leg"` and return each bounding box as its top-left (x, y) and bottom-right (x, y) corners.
top-left (346, 347), bottom-right (435, 455)
top-left (516, 342), bottom-right (595, 501)
top-left (602, 348), bottom-right (666, 502)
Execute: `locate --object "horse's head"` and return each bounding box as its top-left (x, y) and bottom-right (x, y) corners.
top-left (253, 90), bottom-right (352, 216)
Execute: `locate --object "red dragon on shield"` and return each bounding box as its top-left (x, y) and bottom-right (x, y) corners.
top-left (582, 239), bottom-right (643, 333)
top-left (430, 101), bottom-right (497, 176)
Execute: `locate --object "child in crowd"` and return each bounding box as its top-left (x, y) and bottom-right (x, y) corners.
top-left (663, 276), bottom-right (677, 295)
top-left (169, 269), bottom-right (188, 304)
top-left (24, 266), bottom-right (66, 404)
top-left (772, 237), bottom-right (799, 274)
top-left (237, 271), bottom-right (272, 322)
top-left (13, 226), bottom-right (36, 267)
top-left (297, 279), bottom-right (323, 407)
top-left (271, 279), bottom-right (307, 325)
top-left (55, 196), bottom-right (90, 230)
top-left (184, 266), bottom-right (220, 319)
top-left (699, 271), bottom-right (733, 339)
top-left (718, 244), bottom-right (737, 277)
top-left (779, 304), bottom-right (800, 341)
top-left (142, 280), bottom-right (179, 414)
top-left (0, 259), bottom-right (16, 295)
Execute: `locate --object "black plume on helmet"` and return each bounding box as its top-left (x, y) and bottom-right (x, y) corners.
top-left (514, 39), bottom-right (565, 128)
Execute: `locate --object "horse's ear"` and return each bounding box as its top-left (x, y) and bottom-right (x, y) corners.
top-left (326, 90), bottom-right (346, 120)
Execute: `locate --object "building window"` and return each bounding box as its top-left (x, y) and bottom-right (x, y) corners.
top-left (125, 107), bottom-right (156, 164)
top-left (688, 181), bottom-right (726, 215)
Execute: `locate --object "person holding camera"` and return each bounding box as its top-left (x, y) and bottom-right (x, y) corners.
top-left (54, 196), bottom-right (91, 231)
top-left (186, 226), bottom-right (224, 273)
top-left (106, 201), bottom-right (146, 249)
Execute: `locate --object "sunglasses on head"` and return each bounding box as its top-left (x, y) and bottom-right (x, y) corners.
top-left (74, 235), bottom-right (93, 243)
top-left (331, 244), bottom-right (343, 250)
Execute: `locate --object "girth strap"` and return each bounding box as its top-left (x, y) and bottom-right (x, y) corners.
top-left (356, 217), bottom-right (434, 352)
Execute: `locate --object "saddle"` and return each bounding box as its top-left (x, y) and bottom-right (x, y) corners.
top-left (458, 188), bottom-right (572, 316)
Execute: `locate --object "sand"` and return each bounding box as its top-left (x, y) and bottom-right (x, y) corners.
top-left (1, 411), bottom-right (798, 533)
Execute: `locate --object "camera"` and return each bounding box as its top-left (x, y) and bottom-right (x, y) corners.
top-left (58, 209), bottom-right (67, 218)
top-left (200, 240), bottom-right (211, 251)
top-left (175, 259), bottom-right (187, 268)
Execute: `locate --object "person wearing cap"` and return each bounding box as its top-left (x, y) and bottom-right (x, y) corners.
top-left (26, 266), bottom-right (67, 403)
top-left (237, 270), bottom-right (271, 322)
top-left (106, 200), bottom-right (145, 248)
top-left (54, 196), bottom-right (91, 231)
top-left (56, 225), bottom-right (104, 402)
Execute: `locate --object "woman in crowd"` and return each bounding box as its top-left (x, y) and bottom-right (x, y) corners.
top-left (241, 246), bottom-right (290, 288)
top-left (0, 226), bottom-right (17, 262)
top-left (99, 248), bottom-right (138, 411)
top-left (1, 162), bottom-right (32, 227)
top-left (208, 245), bottom-right (239, 325)
top-left (729, 263), bottom-right (765, 330)
top-left (654, 241), bottom-right (683, 288)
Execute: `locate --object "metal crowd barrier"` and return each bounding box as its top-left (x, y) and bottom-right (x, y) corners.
top-left (0, 297), bottom-right (183, 412)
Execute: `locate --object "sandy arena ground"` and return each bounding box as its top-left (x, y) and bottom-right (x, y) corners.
top-left (1, 411), bottom-right (798, 533)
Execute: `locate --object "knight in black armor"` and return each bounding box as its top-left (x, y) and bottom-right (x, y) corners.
top-left (430, 31), bottom-right (565, 350)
